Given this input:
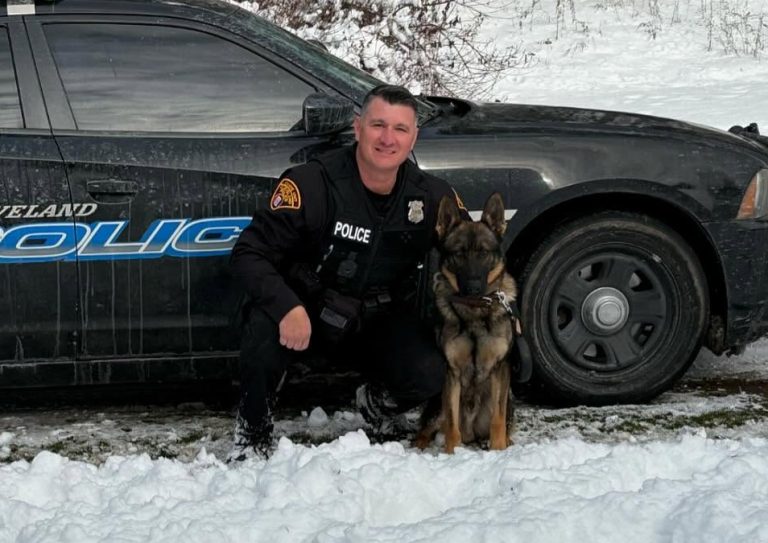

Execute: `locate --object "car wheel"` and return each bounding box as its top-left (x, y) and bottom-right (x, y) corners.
top-left (520, 211), bottom-right (709, 405)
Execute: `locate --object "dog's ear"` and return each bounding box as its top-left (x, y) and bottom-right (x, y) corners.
top-left (436, 195), bottom-right (463, 240)
top-left (481, 192), bottom-right (506, 238)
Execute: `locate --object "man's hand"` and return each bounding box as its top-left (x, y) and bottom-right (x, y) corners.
top-left (279, 305), bottom-right (312, 351)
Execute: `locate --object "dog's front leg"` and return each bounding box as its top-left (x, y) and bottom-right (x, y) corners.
top-left (442, 333), bottom-right (472, 453)
top-left (488, 360), bottom-right (512, 450)
top-left (442, 370), bottom-right (462, 453)
top-left (476, 334), bottom-right (512, 451)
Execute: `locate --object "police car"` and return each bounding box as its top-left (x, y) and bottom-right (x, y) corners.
top-left (2, 0), bottom-right (768, 405)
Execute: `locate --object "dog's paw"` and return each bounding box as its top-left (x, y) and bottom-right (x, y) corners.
top-left (444, 431), bottom-right (462, 454)
top-left (489, 436), bottom-right (508, 451)
top-left (413, 434), bottom-right (431, 450)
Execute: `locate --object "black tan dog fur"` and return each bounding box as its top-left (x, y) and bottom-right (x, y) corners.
top-left (415, 192), bottom-right (517, 453)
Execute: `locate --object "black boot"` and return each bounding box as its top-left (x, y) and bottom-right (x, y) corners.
top-left (226, 413), bottom-right (273, 463)
top-left (355, 383), bottom-right (417, 440)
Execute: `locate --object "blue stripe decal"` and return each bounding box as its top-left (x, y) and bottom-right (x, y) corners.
top-left (0, 217), bottom-right (252, 263)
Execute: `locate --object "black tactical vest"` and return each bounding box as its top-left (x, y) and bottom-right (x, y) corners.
top-left (311, 148), bottom-right (432, 300)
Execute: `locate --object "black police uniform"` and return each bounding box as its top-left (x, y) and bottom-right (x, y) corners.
top-left (231, 144), bottom-right (468, 441)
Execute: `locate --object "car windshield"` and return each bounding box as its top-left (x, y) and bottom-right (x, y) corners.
top-left (226, 7), bottom-right (438, 121)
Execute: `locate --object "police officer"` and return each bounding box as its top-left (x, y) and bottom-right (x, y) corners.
top-left (229, 84), bottom-right (468, 460)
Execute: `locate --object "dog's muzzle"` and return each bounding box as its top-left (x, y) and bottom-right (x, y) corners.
top-left (456, 271), bottom-right (488, 296)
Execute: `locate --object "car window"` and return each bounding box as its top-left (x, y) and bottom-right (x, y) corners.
top-left (231, 10), bottom-right (437, 121)
top-left (43, 23), bottom-right (316, 133)
top-left (0, 27), bottom-right (23, 129)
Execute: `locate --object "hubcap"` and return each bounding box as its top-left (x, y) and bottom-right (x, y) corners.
top-left (548, 251), bottom-right (671, 372)
top-left (581, 287), bottom-right (629, 335)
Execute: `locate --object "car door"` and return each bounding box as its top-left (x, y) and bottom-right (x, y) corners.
top-left (0, 17), bottom-right (79, 376)
top-left (26, 15), bottom-right (344, 369)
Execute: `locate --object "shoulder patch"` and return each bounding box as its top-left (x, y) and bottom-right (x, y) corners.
top-left (453, 188), bottom-right (467, 211)
top-left (270, 178), bottom-right (302, 211)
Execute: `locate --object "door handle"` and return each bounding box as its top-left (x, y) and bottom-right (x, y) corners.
top-left (87, 179), bottom-right (139, 195)
top-left (86, 179), bottom-right (139, 202)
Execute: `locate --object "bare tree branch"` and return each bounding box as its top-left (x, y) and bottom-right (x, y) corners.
top-left (243, 0), bottom-right (531, 99)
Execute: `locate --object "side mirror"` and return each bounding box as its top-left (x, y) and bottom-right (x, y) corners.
top-left (302, 93), bottom-right (355, 136)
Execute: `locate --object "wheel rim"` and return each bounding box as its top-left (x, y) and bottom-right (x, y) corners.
top-left (548, 251), bottom-right (671, 373)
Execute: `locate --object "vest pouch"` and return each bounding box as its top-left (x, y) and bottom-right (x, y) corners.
top-left (288, 263), bottom-right (323, 301)
top-left (317, 289), bottom-right (362, 344)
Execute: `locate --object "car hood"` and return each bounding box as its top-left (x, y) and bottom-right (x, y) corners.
top-left (427, 98), bottom-right (767, 153)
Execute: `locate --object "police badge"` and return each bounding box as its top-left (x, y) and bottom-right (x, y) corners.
top-left (407, 199), bottom-right (425, 224)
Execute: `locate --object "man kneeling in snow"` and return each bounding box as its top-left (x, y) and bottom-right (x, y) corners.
top-left (229, 84), bottom-right (468, 461)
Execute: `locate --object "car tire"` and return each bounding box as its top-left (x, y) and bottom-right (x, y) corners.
top-left (520, 211), bottom-right (709, 405)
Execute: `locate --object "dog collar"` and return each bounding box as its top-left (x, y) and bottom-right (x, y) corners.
top-left (449, 290), bottom-right (512, 307)
top-left (448, 290), bottom-right (522, 334)
top-left (447, 294), bottom-right (492, 308)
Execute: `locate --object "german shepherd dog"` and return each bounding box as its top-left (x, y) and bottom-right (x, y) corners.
top-left (415, 193), bottom-right (518, 453)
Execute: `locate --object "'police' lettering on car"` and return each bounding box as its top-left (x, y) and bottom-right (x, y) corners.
top-left (0, 217), bottom-right (252, 263)
top-left (333, 221), bottom-right (372, 244)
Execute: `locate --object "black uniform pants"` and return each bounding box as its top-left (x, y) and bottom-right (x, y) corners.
top-left (238, 306), bottom-right (446, 433)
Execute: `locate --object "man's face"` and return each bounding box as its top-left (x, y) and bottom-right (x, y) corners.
top-left (354, 96), bottom-right (418, 176)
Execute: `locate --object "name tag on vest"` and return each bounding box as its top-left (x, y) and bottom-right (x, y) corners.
top-left (333, 221), bottom-right (372, 244)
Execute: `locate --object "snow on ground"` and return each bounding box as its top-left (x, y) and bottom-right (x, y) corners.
top-left (3, 340), bottom-right (768, 543)
top-left (3, 431), bottom-right (768, 542)
top-left (482, 0), bottom-right (768, 131)
top-left (4, 1), bottom-right (768, 542)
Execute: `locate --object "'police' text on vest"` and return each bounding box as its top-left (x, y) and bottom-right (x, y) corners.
top-left (333, 221), bottom-right (372, 244)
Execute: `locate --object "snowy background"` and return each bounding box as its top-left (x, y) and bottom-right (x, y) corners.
top-left (4, 1), bottom-right (768, 541)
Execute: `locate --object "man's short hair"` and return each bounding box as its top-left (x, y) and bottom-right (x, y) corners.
top-left (361, 84), bottom-right (419, 116)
